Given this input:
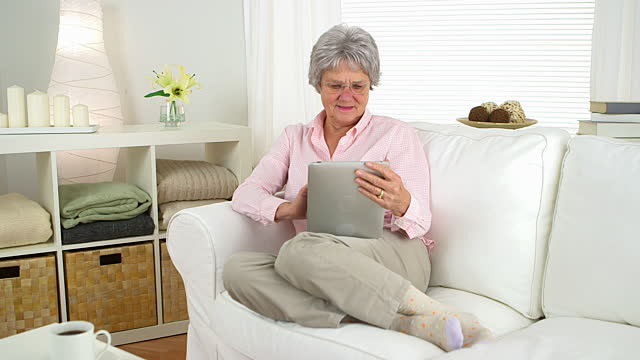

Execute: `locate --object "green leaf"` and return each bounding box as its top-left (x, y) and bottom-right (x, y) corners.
top-left (144, 90), bottom-right (169, 98)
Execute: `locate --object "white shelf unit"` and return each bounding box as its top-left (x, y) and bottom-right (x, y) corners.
top-left (0, 122), bottom-right (252, 345)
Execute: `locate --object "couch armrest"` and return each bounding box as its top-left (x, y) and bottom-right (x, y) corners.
top-left (166, 201), bottom-right (296, 328)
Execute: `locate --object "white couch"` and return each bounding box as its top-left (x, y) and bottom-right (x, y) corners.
top-left (167, 123), bottom-right (640, 360)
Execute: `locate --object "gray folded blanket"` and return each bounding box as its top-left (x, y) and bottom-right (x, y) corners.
top-left (61, 212), bottom-right (155, 245)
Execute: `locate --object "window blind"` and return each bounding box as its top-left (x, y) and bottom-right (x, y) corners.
top-left (341, 0), bottom-right (595, 129)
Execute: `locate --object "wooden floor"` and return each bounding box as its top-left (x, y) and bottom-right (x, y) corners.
top-left (118, 334), bottom-right (187, 360)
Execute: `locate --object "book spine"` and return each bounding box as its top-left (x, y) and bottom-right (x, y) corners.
top-left (578, 121), bottom-right (640, 137)
top-left (590, 102), bottom-right (640, 114)
top-left (578, 120), bottom-right (596, 135)
top-left (590, 113), bottom-right (640, 123)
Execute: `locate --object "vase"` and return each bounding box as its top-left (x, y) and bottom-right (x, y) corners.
top-left (160, 100), bottom-right (186, 127)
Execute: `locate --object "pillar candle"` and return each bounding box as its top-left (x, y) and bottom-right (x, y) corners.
top-left (72, 104), bottom-right (89, 127)
top-left (0, 113), bottom-right (7, 128)
top-left (27, 90), bottom-right (50, 127)
top-left (7, 85), bottom-right (26, 128)
top-left (53, 94), bottom-right (70, 127)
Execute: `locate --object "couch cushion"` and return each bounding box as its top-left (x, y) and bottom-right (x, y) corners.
top-left (430, 317), bottom-right (640, 360)
top-left (542, 136), bottom-right (640, 326)
top-left (212, 291), bottom-right (444, 360)
top-left (413, 123), bottom-right (569, 319)
top-left (426, 287), bottom-right (535, 337)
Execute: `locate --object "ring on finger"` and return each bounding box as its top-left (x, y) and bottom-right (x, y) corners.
top-left (378, 189), bottom-right (385, 200)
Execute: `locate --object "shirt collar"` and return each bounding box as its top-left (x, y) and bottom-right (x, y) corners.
top-left (351, 108), bottom-right (373, 137)
top-left (308, 110), bottom-right (326, 145)
top-left (307, 108), bottom-right (373, 140)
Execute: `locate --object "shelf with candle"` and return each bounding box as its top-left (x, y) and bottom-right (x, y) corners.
top-left (7, 85), bottom-right (26, 128)
top-left (53, 94), bottom-right (70, 127)
top-left (0, 125), bottom-right (99, 135)
top-left (27, 90), bottom-right (50, 127)
top-left (1, 85), bottom-right (96, 134)
top-left (72, 104), bottom-right (90, 127)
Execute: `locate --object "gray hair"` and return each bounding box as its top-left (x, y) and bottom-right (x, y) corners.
top-left (308, 24), bottom-right (381, 93)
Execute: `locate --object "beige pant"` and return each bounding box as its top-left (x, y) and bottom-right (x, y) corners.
top-left (223, 230), bottom-right (431, 329)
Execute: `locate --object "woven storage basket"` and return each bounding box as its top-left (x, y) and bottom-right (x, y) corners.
top-left (160, 241), bottom-right (188, 322)
top-left (0, 254), bottom-right (59, 338)
top-left (64, 242), bottom-right (157, 332)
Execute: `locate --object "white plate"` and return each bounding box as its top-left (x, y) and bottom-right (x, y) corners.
top-left (457, 118), bottom-right (537, 129)
top-left (0, 125), bottom-right (100, 135)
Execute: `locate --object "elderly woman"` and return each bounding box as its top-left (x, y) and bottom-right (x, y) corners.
top-left (224, 24), bottom-right (492, 352)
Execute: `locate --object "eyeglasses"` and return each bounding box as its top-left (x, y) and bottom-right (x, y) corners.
top-left (322, 82), bottom-right (370, 95)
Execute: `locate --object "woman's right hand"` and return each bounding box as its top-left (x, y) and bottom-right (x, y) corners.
top-left (275, 185), bottom-right (308, 221)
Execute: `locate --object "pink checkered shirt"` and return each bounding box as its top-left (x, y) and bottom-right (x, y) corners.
top-left (231, 109), bottom-right (434, 250)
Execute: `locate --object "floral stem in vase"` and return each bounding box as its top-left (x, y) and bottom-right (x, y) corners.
top-left (160, 99), bottom-right (185, 127)
top-left (170, 100), bottom-right (177, 119)
top-left (145, 64), bottom-right (201, 127)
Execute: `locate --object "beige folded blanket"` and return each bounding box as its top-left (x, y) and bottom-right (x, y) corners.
top-left (159, 199), bottom-right (226, 230)
top-left (0, 193), bottom-right (53, 249)
top-left (158, 199), bottom-right (228, 230)
top-left (156, 159), bottom-right (238, 204)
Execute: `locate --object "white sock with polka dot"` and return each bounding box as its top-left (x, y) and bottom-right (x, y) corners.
top-left (389, 313), bottom-right (463, 352)
top-left (398, 285), bottom-right (495, 347)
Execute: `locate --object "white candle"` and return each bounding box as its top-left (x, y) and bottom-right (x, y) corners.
top-left (0, 113), bottom-right (7, 128)
top-left (72, 104), bottom-right (89, 127)
top-left (27, 90), bottom-right (50, 127)
top-left (53, 94), bottom-right (70, 127)
top-left (7, 85), bottom-right (26, 127)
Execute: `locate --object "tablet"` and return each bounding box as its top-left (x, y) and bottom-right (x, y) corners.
top-left (307, 161), bottom-right (387, 239)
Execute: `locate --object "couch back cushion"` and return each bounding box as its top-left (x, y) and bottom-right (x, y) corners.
top-left (413, 123), bottom-right (569, 319)
top-left (543, 136), bottom-right (640, 326)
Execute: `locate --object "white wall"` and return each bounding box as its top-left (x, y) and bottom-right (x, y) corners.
top-left (0, 0), bottom-right (59, 197)
top-left (0, 0), bottom-right (248, 196)
top-left (102, 0), bottom-right (248, 126)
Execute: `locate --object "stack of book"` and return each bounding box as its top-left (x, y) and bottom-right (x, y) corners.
top-left (578, 101), bottom-right (640, 140)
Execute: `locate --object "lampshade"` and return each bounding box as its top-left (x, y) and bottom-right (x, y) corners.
top-left (48, 0), bottom-right (124, 184)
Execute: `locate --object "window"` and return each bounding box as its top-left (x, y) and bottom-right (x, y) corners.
top-left (342, 0), bottom-right (595, 129)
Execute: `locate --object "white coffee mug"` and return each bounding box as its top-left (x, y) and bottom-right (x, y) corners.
top-left (49, 321), bottom-right (111, 360)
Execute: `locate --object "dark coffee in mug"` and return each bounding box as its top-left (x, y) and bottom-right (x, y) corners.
top-left (50, 320), bottom-right (112, 360)
top-left (57, 330), bottom-right (85, 336)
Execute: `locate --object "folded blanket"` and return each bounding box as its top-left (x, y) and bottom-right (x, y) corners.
top-left (59, 182), bottom-right (152, 229)
top-left (61, 212), bottom-right (155, 244)
top-left (156, 159), bottom-right (238, 204)
top-left (159, 199), bottom-right (226, 230)
top-left (0, 193), bottom-right (52, 249)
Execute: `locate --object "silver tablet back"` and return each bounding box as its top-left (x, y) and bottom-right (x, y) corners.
top-left (307, 161), bottom-right (386, 239)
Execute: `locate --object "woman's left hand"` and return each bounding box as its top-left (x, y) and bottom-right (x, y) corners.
top-left (355, 162), bottom-right (411, 217)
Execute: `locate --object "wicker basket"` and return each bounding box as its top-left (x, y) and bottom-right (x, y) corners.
top-left (160, 241), bottom-right (188, 322)
top-left (0, 254), bottom-right (59, 338)
top-left (64, 242), bottom-right (157, 332)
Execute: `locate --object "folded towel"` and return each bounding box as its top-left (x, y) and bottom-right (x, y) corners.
top-left (159, 199), bottom-right (226, 230)
top-left (59, 182), bottom-right (152, 229)
top-left (0, 193), bottom-right (53, 249)
top-left (156, 159), bottom-right (238, 204)
top-left (61, 212), bottom-right (155, 245)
